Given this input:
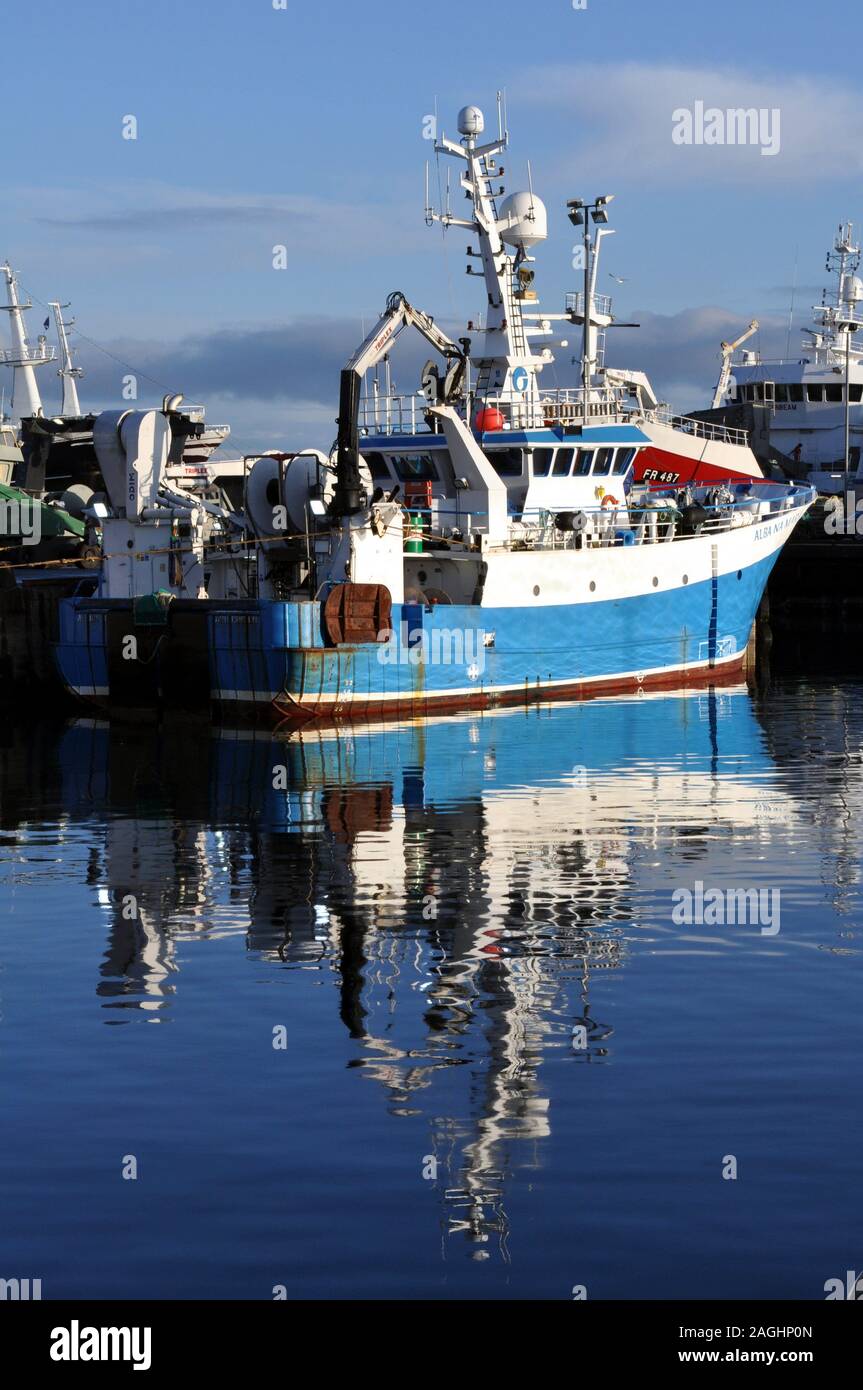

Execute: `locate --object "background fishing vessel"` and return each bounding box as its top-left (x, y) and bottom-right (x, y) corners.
top-left (704, 223), bottom-right (863, 490)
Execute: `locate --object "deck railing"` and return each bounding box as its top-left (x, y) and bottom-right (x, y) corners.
top-left (647, 407), bottom-right (751, 448)
top-left (359, 388), bottom-right (750, 446)
top-left (403, 485), bottom-right (812, 555)
top-left (359, 384), bottom-right (632, 435)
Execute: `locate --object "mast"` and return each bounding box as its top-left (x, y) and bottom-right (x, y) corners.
top-left (426, 99), bottom-right (549, 415)
top-left (50, 301), bottom-right (84, 416)
top-left (0, 263), bottom-right (56, 419)
top-left (809, 224), bottom-right (863, 368)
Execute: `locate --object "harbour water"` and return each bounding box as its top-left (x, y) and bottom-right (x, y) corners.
top-left (1, 680), bottom-right (861, 1300)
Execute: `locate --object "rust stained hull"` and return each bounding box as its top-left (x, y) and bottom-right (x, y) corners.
top-left (271, 649), bottom-right (748, 728)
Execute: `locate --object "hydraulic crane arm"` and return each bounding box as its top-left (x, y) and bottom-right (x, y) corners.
top-left (332, 291), bottom-right (470, 516)
top-left (712, 319), bottom-right (759, 409)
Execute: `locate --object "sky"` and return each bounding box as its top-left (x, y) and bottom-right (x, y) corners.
top-left (3, 0), bottom-right (863, 454)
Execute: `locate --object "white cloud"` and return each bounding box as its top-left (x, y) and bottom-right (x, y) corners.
top-left (511, 63), bottom-right (863, 184)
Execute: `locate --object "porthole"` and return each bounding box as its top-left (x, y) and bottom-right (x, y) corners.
top-left (652, 576), bottom-right (659, 588)
top-left (737, 569), bottom-right (743, 580)
top-left (682, 574), bottom-right (689, 585)
top-left (418, 569), bottom-right (427, 584)
top-left (533, 585), bottom-right (540, 596)
top-left (589, 581), bottom-right (596, 592)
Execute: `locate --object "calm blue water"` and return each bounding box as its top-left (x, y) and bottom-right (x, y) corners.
top-left (1, 683), bottom-right (861, 1300)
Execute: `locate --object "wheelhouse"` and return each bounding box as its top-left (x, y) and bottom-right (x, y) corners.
top-left (360, 432), bottom-right (642, 518)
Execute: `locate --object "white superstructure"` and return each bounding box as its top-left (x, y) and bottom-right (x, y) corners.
top-left (716, 223), bottom-right (863, 487)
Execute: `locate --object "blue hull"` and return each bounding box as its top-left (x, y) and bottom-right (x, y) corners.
top-left (55, 550), bottom-right (775, 720)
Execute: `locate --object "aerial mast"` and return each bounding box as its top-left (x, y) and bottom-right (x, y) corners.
top-left (0, 263), bottom-right (56, 419)
top-left (50, 301), bottom-right (84, 416)
top-left (427, 101), bottom-right (550, 414)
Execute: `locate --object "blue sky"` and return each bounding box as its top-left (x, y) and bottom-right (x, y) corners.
top-left (3, 0), bottom-right (863, 451)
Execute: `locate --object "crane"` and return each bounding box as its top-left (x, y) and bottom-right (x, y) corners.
top-left (712, 319), bottom-right (759, 409)
top-left (331, 291), bottom-right (470, 516)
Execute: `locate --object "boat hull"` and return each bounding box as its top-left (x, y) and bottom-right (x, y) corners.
top-left (54, 497), bottom-right (808, 722)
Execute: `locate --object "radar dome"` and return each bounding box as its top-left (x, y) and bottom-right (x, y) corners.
top-left (499, 191), bottom-right (548, 249)
top-left (458, 105), bottom-right (485, 137)
top-left (848, 275), bottom-right (863, 303)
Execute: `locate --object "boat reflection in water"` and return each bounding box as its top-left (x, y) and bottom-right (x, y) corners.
top-left (0, 685), bottom-right (804, 1265)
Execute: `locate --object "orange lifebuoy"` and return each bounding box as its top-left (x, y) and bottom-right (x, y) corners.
top-left (601, 494), bottom-right (620, 508)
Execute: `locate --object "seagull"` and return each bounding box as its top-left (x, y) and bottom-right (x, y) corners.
top-left (608, 273), bottom-right (628, 284)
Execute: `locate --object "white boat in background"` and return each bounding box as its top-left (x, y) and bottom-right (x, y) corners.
top-left (707, 223), bottom-right (863, 491)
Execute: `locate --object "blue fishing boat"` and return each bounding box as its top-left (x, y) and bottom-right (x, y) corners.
top-left (54, 102), bottom-right (814, 721)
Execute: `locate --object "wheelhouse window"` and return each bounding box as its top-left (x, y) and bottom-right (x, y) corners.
top-left (489, 447), bottom-right (524, 477)
top-left (850, 384), bottom-right (863, 403)
top-left (825, 384), bottom-right (842, 403)
top-left (806, 384), bottom-right (824, 402)
top-left (775, 385), bottom-right (788, 403)
top-left (552, 447), bottom-right (575, 476)
top-left (789, 384), bottom-right (804, 402)
top-left (613, 447), bottom-right (635, 474)
top-left (574, 451), bottom-right (595, 475)
top-left (389, 454), bottom-right (440, 482)
top-left (532, 447), bottom-right (553, 477)
top-left (592, 448), bottom-right (614, 476)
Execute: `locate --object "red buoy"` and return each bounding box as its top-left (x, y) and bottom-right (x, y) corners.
top-left (474, 406), bottom-right (505, 433)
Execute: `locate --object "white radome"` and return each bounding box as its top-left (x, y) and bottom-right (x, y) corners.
top-left (457, 105), bottom-right (485, 137)
top-left (499, 191), bottom-right (548, 249)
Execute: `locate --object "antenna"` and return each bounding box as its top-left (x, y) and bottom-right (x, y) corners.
top-left (50, 299), bottom-right (83, 416)
top-left (424, 160), bottom-right (433, 225)
top-left (785, 247), bottom-right (798, 361)
top-left (527, 159), bottom-right (536, 218)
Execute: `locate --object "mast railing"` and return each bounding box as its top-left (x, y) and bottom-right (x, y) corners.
top-left (565, 291), bottom-right (613, 318)
top-left (0, 344), bottom-right (57, 366)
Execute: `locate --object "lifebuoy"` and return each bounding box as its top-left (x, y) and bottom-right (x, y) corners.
top-left (601, 494), bottom-right (620, 509)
